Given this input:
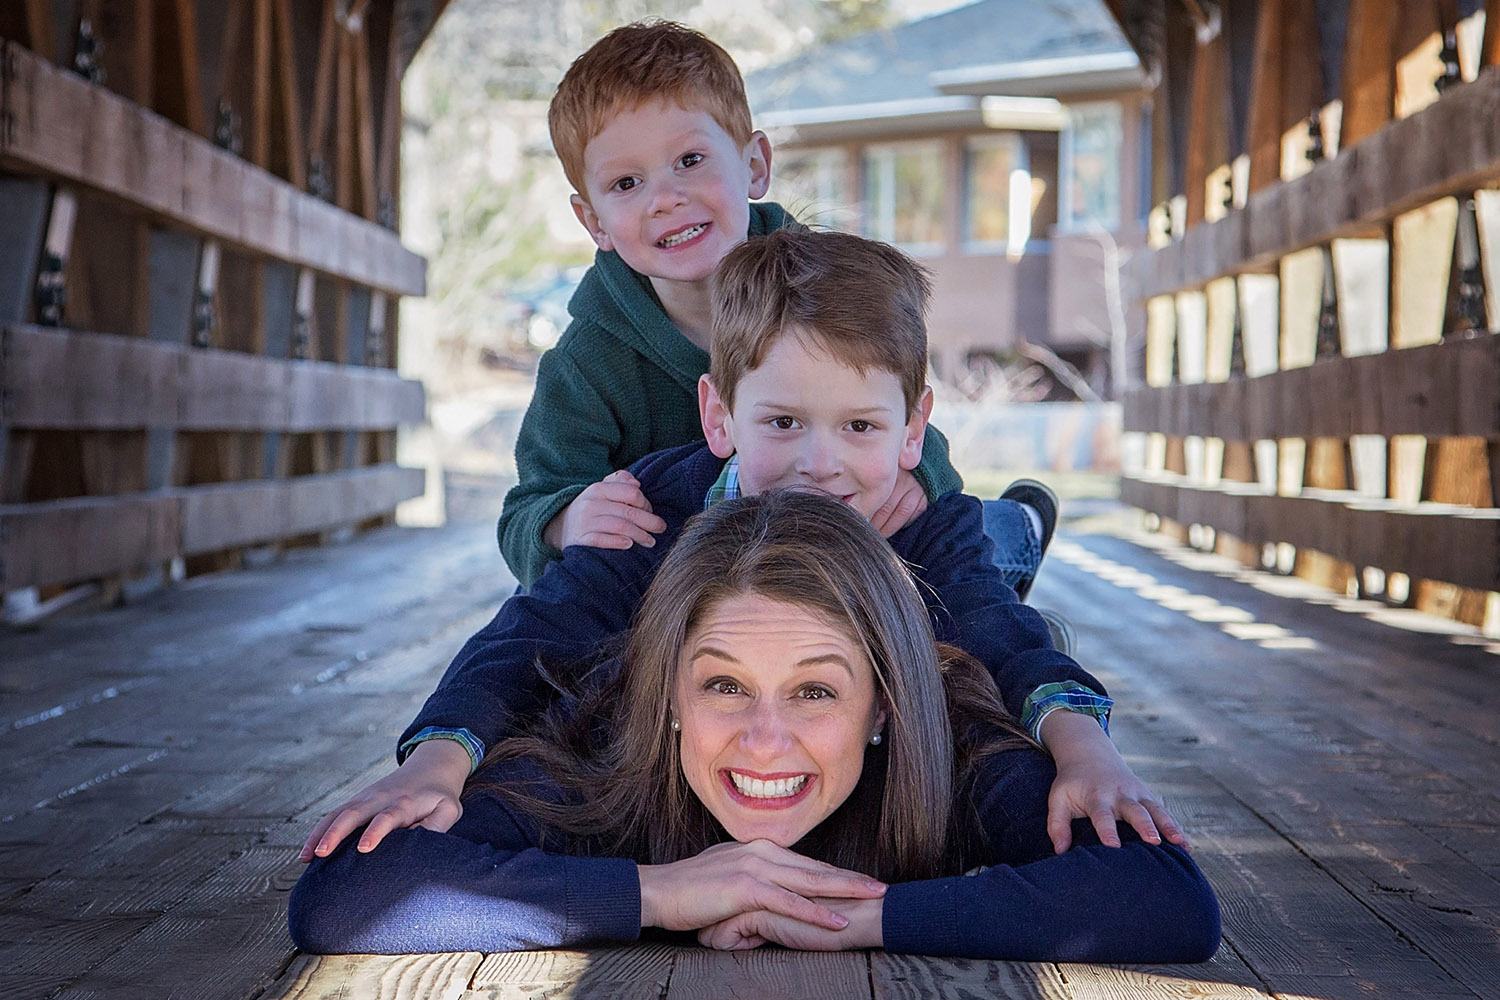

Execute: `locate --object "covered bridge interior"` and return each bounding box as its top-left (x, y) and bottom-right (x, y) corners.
top-left (3, 2), bottom-right (1500, 998)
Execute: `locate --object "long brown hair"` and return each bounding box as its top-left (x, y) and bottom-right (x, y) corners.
top-left (472, 489), bottom-right (1033, 881)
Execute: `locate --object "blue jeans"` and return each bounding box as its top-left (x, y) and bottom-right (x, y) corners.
top-left (982, 498), bottom-right (1042, 597)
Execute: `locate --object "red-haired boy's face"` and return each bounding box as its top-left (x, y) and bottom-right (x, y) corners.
top-left (571, 100), bottom-right (770, 294)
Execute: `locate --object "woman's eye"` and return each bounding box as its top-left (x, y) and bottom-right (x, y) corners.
top-left (849, 420), bottom-right (872, 433)
top-left (771, 416), bottom-right (796, 430)
top-left (799, 686), bottom-right (834, 700)
top-left (679, 152), bottom-right (703, 168)
top-left (709, 679), bottom-right (742, 695)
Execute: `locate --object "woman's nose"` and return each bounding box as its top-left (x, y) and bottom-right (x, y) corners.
top-left (739, 701), bottom-right (795, 757)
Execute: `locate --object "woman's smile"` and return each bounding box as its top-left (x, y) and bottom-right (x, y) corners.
top-left (722, 769), bottom-right (816, 807)
top-left (675, 593), bottom-right (885, 846)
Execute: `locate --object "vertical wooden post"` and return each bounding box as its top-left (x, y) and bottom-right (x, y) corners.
top-left (1340, 0), bottom-right (1396, 149)
top-left (1245, 0), bottom-right (1284, 193)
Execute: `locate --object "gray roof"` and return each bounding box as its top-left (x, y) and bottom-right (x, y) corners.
top-left (747, 0), bottom-right (1133, 116)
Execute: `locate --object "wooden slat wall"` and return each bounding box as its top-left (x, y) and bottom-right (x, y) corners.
top-left (0, 2), bottom-right (433, 603)
top-left (0, 465), bottom-right (426, 591)
top-left (4, 325), bottom-right (424, 432)
top-left (0, 40), bottom-right (424, 297)
top-left (1118, 0), bottom-right (1500, 628)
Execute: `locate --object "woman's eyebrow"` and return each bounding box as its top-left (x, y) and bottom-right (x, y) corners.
top-left (795, 653), bottom-right (856, 678)
top-left (688, 648), bottom-right (855, 678)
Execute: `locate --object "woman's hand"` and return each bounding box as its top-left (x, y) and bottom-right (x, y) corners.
top-left (637, 840), bottom-right (886, 933)
top-left (698, 895), bottom-right (884, 951)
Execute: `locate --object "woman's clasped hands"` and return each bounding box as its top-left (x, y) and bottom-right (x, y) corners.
top-left (637, 839), bottom-right (886, 951)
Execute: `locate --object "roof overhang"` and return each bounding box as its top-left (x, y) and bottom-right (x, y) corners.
top-left (929, 50), bottom-right (1144, 97)
top-left (758, 94), bottom-right (1069, 144)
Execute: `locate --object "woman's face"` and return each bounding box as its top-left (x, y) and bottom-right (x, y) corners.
top-left (673, 592), bottom-right (886, 848)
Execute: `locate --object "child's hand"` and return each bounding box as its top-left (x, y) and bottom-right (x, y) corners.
top-left (299, 739), bottom-right (471, 861)
top-left (544, 470), bottom-right (668, 551)
top-left (867, 468), bottom-right (928, 537)
top-left (1038, 710), bottom-right (1190, 854)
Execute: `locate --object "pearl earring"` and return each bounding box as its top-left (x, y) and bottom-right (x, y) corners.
top-left (869, 732), bottom-right (882, 745)
top-left (670, 718), bottom-right (681, 732)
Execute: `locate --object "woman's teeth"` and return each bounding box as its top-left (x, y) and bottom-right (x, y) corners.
top-left (658, 224), bottom-right (706, 247)
top-left (729, 772), bottom-right (808, 798)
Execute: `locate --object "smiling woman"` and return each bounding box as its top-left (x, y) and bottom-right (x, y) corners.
top-left (288, 490), bottom-right (1220, 960)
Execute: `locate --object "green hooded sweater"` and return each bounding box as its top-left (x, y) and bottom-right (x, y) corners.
top-left (498, 201), bottom-right (963, 587)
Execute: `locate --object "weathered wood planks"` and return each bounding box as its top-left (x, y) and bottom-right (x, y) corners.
top-left (1127, 64), bottom-right (1500, 302)
top-left (0, 463), bottom-right (425, 589)
top-left (0, 38), bottom-right (424, 297)
top-left (2, 323), bottom-right (424, 432)
top-left (1122, 335), bottom-right (1500, 441)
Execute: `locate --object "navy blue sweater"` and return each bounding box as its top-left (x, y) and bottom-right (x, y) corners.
top-left (289, 744), bottom-right (1219, 959)
top-left (402, 443), bottom-right (1101, 755)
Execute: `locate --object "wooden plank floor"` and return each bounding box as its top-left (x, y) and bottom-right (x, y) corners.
top-left (4, 502), bottom-right (1499, 999)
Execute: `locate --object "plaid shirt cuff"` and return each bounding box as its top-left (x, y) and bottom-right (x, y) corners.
top-left (398, 726), bottom-right (486, 773)
top-left (1021, 682), bottom-right (1113, 743)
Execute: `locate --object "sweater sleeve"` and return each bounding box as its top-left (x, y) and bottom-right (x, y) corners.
top-left (399, 529), bottom-right (671, 755)
top-left (912, 423), bottom-right (963, 500)
top-left (498, 334), bottom-right (625, 588)
top-left (892, 493), bottom-right (1105, 720)
top-left (402, 446), bottom-right (700, 756)
top-left (288, 786), bottom-right (642, 954)
top-left (882, 747), bottom-right (1220, 962)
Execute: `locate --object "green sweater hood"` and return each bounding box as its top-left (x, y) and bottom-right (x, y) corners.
top-left (564, 202), bottom-right (798, 394)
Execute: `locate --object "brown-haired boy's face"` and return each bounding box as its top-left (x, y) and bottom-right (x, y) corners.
top-left (699, 333), bottom-right (932, 522)
top-left (571, 100), bottom-right (770, 291)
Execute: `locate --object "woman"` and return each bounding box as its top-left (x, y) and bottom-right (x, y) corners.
top-left (289, 489), bottom-right (1219, 960)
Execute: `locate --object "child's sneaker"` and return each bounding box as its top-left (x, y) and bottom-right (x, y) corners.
top-left (1035, 607), bottom-right (1077, 657)
top-left (999, 478), bottom-right (1058, 601)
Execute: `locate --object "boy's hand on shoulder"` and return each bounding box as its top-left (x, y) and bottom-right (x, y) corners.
top-left (299, 739), bottom-right (471, 861)
top-left (544, 470), bottom-right (668, 551)
top-left (1038, 709), bottom-right (1190, 854)
top-left (867, 468), bottom-right (928, 537)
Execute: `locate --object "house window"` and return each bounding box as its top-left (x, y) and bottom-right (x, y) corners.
top-left (862, 141), bottom-right (945, 254)
top-left (770, 148), bottom-right (852, 229)
top-left (963, 133), bottom-right (1026, 249)
top-left (1061, 101), bottom-right (1123, 230)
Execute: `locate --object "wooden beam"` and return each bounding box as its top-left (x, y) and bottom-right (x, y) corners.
top-left (1246, 0), bottom-right (1286, 193)
top-left (1123, 333), bottom-right (1500, 441)
top-left (1185, 26), bottom-right (1230, 225)
top-left (1339, 0), bottom-right (1396, 148)
top-left (2, 324), bottom-right (425, 432)
top-left (352, 19), bottom-right (378, 222)
top-left (1486, 0), bottom-right (1500, 68)
top-left (1124, 63), bottom-right (1500, 301)
top-left (1120, 473), bottom-right (1500, 593)
top-left (152, 0), bottom-right (208, 135)
top-left (0, 464), bottom-right (424, 590)
top-left (1393, 0), bottom-right (1446, 120)
top-left (0, 41), bottom-right (425, 297)
top-left (271, 0), bottom-right (307, 189)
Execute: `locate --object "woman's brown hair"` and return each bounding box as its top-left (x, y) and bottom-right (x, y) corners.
top-left (472, 489), bottom-right (1033, 881)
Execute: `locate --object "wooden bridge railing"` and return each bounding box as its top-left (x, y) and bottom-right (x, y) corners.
top-left (0, 1), bottom-right (439, 604)
top-left (1116, 1), bottom-right (1500, 627)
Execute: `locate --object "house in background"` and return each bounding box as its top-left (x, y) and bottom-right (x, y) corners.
top-left (747, 0), bottom-right (1149, 398)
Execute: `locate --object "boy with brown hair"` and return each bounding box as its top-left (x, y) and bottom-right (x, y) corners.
top-left (498, 19), bottom-right (1019, 591)
top-left (304, 229), bottom-right (1186, 864)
